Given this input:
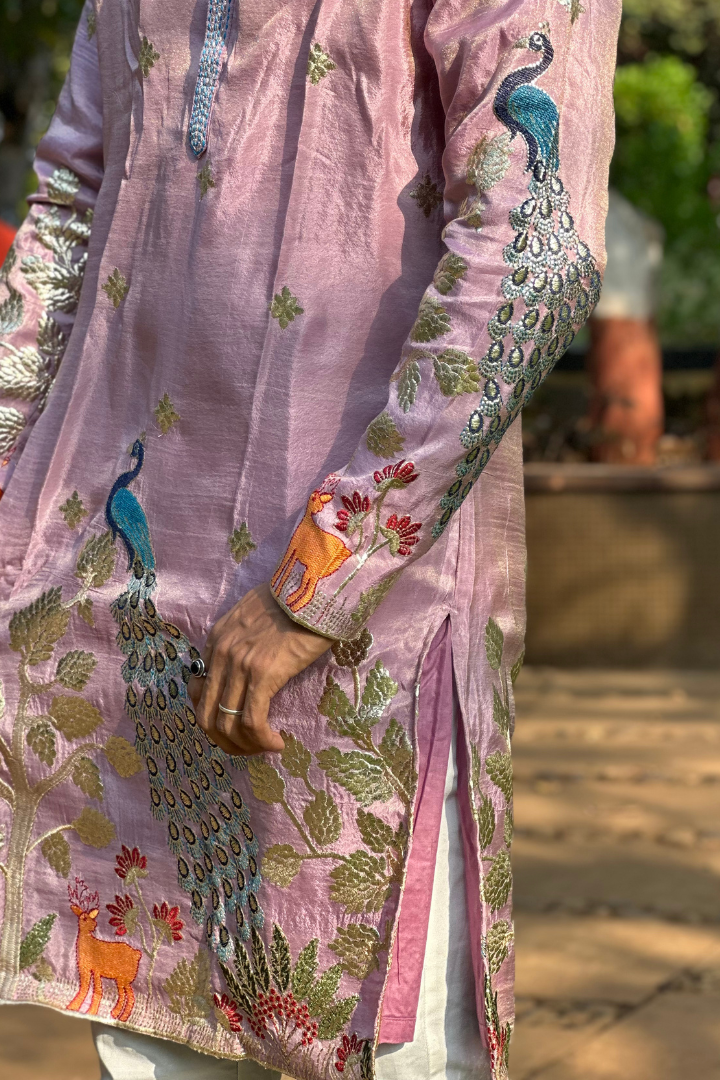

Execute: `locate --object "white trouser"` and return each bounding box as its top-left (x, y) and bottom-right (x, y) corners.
top-left (93, 729), bottom-right (491, 1080)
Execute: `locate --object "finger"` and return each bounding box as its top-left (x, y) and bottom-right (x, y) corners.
top-left (188, 644), bottom-right (212, 708)
top-left (239, 681), bottom-right (285, 755)
top-left (196, 645), bottom-right (229, 732)
top-left (214, 661), bottom-right (249, 743)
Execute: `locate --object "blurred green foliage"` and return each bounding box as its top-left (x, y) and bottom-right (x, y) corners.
top-left (4, 0), bottom-right (720, 342)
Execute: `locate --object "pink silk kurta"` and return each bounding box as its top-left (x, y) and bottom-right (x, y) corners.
top-left (0, 1), bottom-right (619, 1078)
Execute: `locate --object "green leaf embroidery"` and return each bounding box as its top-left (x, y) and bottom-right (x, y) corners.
top-left (138, 36), bottom-right (160, 78)
top-left (485, 919), bottom-right (514, 976)
top-left (41, 833), bottom-right (71, 877)
top-left (318, 675), bottom-right (364, 740)
top-left (279, 730), bottom-right (312, 780)
top-left (317, 994), bottom-right (361, 1039)
top-left (71, 806), bottom-right (116, 848)
top-left (0, 407), bottom-right (26, 456)
top-left (395, 356), bottom-right (421, 412)
top-left (351, 572), bottom-right (401, 627)
top-left (58, 491), bottom-right (88, 530)
top-left (27, 721), bottom-right (56, 766)
top-left (410, 296), bottom-right (451, 342)
top-left (251, 926), bottom-right (271, 993)
top-left (486, 750), bottom-right (513, 804)
top-left (357, 809), bottom-right (395, 854)
top-left (433, 348), bottom-right (480, 396)
top-left (483, 848), bottom-right (512, 912)
top-left (164, 949), bottom-right (213, 1023)
top-left (291, 938), bottom-right (319, 999)
top-left (228, 523), bottom-right (257, 564)
top-left (49, 696), bottom-right (103, 739)
top-left (104, 735), bottom-right (143, 777)
top-left (366, 412), bottom-right (405, 458)
top-left (504, 804), bottom-right (514, 848)
top-left (71, 757), bottom-right (103, 801)
top-left (9, 587), bottom-right (70, 665)
top-left (248, 758), bottom-right (285, 803)
top-left (329, 850), bottom-right (391, 913)
top-left (329, 923), bottom-right (382, 980)
top-left (75, 531), bottom-right (116, 589)
top-left (484, 618), bottom-right (504, 670)
top-left (19, 913), bottom-right (57, 971)
top-left (307, 961), bottom-right (342, 1016)
top-left (55, 649), bottom-right (97, 691)
top-left (317, 748), bottom-right (394, 806)
top-left (466, 133), bottom-right (512, 195)
top-left (101, 268), bottom-right (128, 308)
top-left (510, 651), bottom-right (525, 685)
top-left (270, 285), bottom-right (304, 328)
top-left (433, 252), bottom-right (468, 295)
top-left (331, 628), bottom-right (373, 669)
top-left (154, 393), bottom-right (180, 435)
top-left (303, 790), bottom-right (343, 847)
top-left (271, 924), bottom-right (292, 993)
top-left (197, 162), bottom-right (216, 199)
top-left (477, 794), bottom-right (496, 851)
top-left (307, 43), bottom-right (336, 85)
top-left (360, 661), bottom-right (398, 726)
top-left (492, 685), bottom-right (510, 740)
top-left (261, 843), bottom-right (303, 887)
top-left (379, 719), bottom-right (415, 798)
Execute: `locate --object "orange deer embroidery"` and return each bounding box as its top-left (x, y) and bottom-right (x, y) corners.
top-left (66, 879), bottom-right (141, 1022)
top-left (272, 487), bottom-right (351, 612)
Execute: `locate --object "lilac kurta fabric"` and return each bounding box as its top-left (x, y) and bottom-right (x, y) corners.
top-left (0, 1), bottom-right (620, 1078)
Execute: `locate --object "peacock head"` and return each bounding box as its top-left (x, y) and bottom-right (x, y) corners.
top-left (515, 28), bottom-right (550, 52)
top-left (129, 438), bottom-right (144, 460)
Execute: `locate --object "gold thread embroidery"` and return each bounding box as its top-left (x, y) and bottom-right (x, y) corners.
top-left (366, 412), bottom-right (405, 458)
top-left (269, 286), bottom-right (304, 328)
top-left (197, 162), bottom-right (216, 199)
top-left (410, 174), bottom-right (443, 217)
top-left (102, 268), bottom-right (129, 308)
top-left (307, 43), bottom-right (336, 85)
top-left (154, 393), bottom-right (180, 434)
top-left (59, 491), bottom-right (88, 530)
top-left (228, 523), bottom-right (257, 563)
top-left (138, 36), bottom-right (160, 78)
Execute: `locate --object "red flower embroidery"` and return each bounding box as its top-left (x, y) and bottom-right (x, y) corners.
top-left (373, 459), bottom-right (419, 489)
top-left (248, 987), bottom-right (319, 1047)
top-left (106, 894), bottom-right (135, 936)
top-left (114, 844), bottom-right (147, 884)
top-left (152, 901), bottom-right (184, 941)
top-left (214, 993), bottom-right (243, 1033)
top-left (381, 513), bottom-right (422, 556)
top-left (335, 1033), bottom-right (363, 1072)
top-left (336, 491), bottom-right (370, 534)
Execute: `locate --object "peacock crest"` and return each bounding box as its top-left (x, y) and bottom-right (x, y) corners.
top-left (106, 438), bottom-right (263, 960)
top-left (434, 26), bottom-right (601, 536)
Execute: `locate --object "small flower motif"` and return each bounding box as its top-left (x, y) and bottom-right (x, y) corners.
top-left (59, 490), bottom-right (88, 530)
top-left (270, 286), bottom-right (304, 328)
top-left (214, 993), bottom-right (243, 1033)
top-left (86, 7), bottom-right (97, 39)
top-left (114, 844), bottom-right (148, 885)
top-left (307, 42), bottom-right (336, 85)
top-left (106, 894), bottom-right (137, 936)
top-left (228, 523), bottom-right (257, 564)
top-left (152, 901), bottom-right (184, 942)
top-left (380, 513), bottom-right (421, 556)
top-left (335, 491), bottom-right (370, 536)
top-left (331, 626), bottom-right (373, 668)
top-left (373, 459), bottom-right (419, 490)
top-left (198, 162), bottom-right (216, 199)
top-left (154, 393), bottom-right (180, 434)
top-left (138, 36), bottom-right (160, 78)
top-left (335, 1033), bottom-right (364, 1073)
top-left (102, 268), bottom-right (129, 308)
top-left (410, 174), bottom-right (443, 218)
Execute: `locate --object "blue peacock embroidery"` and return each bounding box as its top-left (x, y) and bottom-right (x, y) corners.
top-left (433, 27), bottom-right (601, 537)
top-left (107, 438), bottom-right (263, 960)
top-left (188, 0), bottom-right (234, 157)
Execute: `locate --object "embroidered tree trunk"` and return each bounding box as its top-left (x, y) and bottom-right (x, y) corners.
top-left (0, 526), bottom-right (143, 980)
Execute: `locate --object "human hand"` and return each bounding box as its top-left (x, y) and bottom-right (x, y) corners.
top-left (188, 582), bottom-right (331, 756)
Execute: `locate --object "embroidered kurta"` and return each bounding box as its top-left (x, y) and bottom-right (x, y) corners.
top-left (0, 1), bottom-right (620, 1078)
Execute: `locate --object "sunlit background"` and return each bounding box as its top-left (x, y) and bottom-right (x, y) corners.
top-left (2, 2), bottom-right (720, 1079)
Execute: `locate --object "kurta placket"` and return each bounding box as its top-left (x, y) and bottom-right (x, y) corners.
top-left (0, 2), bottom-right (620, 1078)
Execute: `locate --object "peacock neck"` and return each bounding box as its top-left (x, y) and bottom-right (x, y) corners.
top-left (117, 447), bottom-right (144, 489)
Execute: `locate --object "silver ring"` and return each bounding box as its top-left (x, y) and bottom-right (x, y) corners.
top-left (218, 704), bottom-right (244, 716)
top-left (189, 658), bottom-right (207, 678)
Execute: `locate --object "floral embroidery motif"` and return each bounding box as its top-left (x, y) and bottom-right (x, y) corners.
top-left (102, 268), bottom-right (128, 308)
top-left (336, 491), bottom-right (370, 537)
top-left (197, 162), bottom-right (216, 199)
top-left (433, 29), bottom-right (601, 538)
top-left (0, 527), bottom-right (144, 977)
top-left (335, 1033), bottom-right (364, 1072)
top-left (366, 412), bottom-right (405, 458)
top-left (154, 393), bottom-right (180, 434)
top-left (307, 43), bottom-right (336, 85)
top-left (410, 174), bottom-right (443, 217)
top-left (106, 440), bottom-right (263, 959)
top-left (379, 513), bottom-right (421, 556)
top-left (219, 923), bottom-right (368, 1054)
top-left (229, 523), bottom-right (257, 563)
top-left (188, 0), bottom-right (234, 156)
top-left (67, 879), bottom-right (142, 1021)
top-left (138, 36), bottom-right (160, 79)
top-left (269, 286), bottom-right (303, 328)
top-left (87, 7), bottom-right (97, 39)
top-left (214, 992), bottom-right (243, 1032)
top-left (60, 490), bottom-right (88, 529)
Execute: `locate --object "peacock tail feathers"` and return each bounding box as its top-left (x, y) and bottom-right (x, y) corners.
top-left (108, 445), bottom-right (263, 961)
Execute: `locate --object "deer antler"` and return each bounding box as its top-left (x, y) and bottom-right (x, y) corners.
top-left (319, 473), bottom-right (342, 497)
top-left (68, 877), bottom-right (100, 913)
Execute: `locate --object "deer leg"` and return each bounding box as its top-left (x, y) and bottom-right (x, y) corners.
top-left (111, 981), bottom-right (126, 1020)
top-left (67, 966), bottom-right (91, 1012)
top-left (88, 971), bottom-right (103, 1015)
top-left (271, 550), bottom-right (295, 592)
top-left (286, 568), bottom-right (316, 612)
top-left (117, 983), bottom-right (135, 1022)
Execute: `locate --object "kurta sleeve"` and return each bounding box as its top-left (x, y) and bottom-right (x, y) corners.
top-left (271, 0), bottom-right (621, 639)
top-left (0, 0), bottom-right (102, 497)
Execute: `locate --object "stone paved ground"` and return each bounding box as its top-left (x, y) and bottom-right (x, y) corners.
top-left (2, 667), bottom-right (719, 1078)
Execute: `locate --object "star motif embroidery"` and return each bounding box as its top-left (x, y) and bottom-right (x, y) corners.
top-left (154, 393), bottom-right (180, 434)
top-left (307, 43), bottom-right (336, 85)
top-left (198, 163), bottom-right (216, 199)
top-left (59, 490), bottom-right (88, 530)
top-left (138, 36), bottom-right (160, 78)
top-left (410, 175), bottom-right (443, 218)
top-left (102, 268), bottom-right (129, 308)
top-left (228, 524), bottom-right (257, 564)
top-left (269, 286), bottom-right (304, 329)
